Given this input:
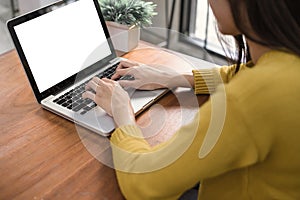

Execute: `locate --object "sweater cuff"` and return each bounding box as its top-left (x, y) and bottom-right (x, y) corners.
top-left (110, 125), bottom-right (143, 145)
top-left (192, 68), bottom-right (220, 94)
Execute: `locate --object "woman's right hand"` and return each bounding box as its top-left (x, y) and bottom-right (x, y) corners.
top-left (111, 60), bottom-right (177, 90)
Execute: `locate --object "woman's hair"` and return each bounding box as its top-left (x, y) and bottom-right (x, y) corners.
top-left (225, 0), bottom-right (300, 72)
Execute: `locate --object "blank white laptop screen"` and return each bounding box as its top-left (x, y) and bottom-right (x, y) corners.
top-left (14, 0), bottom-right (111, 93)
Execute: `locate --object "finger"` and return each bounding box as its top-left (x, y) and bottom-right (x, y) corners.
top-left (82, 91), bottom-right (96, 101)
top-left (111, 68), bottom-right (134, 80)
top-left (102, 78), bottom-right (123, 90)
top-left (85, 77), bottom-right (101, 91)
top-left (113, 61), bottom-right (139, 79)
top-left (101, 78), bottom-right (118, 87)
top-left (91, 77), bottom-right (101, 84)
top-left (101, 77), bottom-right (116, 85)
top-left (117, 60), bottom-right (138, 69)
top-left (85, 80), bottom-right (98, 92)
top-left (111, 70), bottom-right (122, 80)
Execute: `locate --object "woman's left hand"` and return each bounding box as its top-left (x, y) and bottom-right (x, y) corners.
top-left (82, 77), bottom-right (136, 127)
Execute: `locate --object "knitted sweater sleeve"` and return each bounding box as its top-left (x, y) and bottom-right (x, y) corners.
top-left (192, 64), bottom-right (239, 94)
top-left (109, 84), bottom-right (263, 200)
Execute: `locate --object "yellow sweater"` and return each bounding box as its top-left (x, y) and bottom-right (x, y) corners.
top-left (110, 51), bottom-right (300, 200)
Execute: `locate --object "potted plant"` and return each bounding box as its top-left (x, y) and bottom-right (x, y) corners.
top-left (98, 0), bottom-right (157, 52)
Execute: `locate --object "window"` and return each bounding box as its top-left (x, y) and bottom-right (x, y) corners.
top-left (180, 0), bottom-right (235, 57)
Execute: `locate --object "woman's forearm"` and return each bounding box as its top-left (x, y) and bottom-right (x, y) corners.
top-left (165, 73), bottom-right (195, 89)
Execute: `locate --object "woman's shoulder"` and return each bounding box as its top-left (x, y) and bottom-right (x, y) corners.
top-left (256, 50), bottom-right (300, 68)
top-left (222, 50), bottom-right (300, 104)
top-left (233, 50), bottom-right (299, 83)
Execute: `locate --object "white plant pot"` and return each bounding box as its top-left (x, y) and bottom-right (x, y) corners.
top-left (106, 21), bottom-right (140, 53)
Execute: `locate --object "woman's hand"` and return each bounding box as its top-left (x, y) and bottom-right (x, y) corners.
top-left (111, 60), bottom-right (177, 90)
top-left (82, 77), bottom-right (136, 127)
top-left (111, 60), bottom-right (195, 90)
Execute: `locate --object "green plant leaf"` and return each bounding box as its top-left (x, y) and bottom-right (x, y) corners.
top-left (98, 0), bottom-right (157, 26)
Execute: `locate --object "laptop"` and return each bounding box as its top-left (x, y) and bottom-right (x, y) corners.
top-left (7, 0), bottom-right (168, 136)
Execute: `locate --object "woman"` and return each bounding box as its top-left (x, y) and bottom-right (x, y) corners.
top-left (83, 0), bottom-right (300, 199)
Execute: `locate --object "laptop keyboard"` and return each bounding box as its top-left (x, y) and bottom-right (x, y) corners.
top-left (53, 62), bottom-right (134, 115)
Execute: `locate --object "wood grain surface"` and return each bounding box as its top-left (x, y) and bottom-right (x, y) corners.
top-left (0, 42), bottom-right (209, 200)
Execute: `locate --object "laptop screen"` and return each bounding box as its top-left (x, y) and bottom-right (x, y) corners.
top-left (12, 0), bottom-right (112, 93)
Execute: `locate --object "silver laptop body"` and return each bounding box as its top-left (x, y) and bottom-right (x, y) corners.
top-left (7, 0), bottom-right (167, 136)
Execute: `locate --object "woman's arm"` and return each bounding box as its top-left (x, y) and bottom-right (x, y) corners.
top-left (112, 60), bottom-right (241, 94)
top-left (82, 62), bottom-right (265, 199)
top-left (193, 64), bottom-right (240, 94)
top-left (110, 87), bottom-right (262, 200)
top-left (111, 60), bottom-right (195, 90)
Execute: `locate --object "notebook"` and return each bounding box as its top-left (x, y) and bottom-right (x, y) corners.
top-left (7, 0), bottom-right (168, 136)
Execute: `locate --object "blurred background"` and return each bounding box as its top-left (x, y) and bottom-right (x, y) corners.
top-left (0, 0), bottom-right (228, 65)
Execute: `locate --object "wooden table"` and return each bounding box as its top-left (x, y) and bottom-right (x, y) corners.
top-left (0, 43), bottom-right (210, 200)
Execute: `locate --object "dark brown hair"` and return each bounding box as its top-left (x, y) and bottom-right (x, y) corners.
top-left (227, 0), bottom-right (300, 72)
